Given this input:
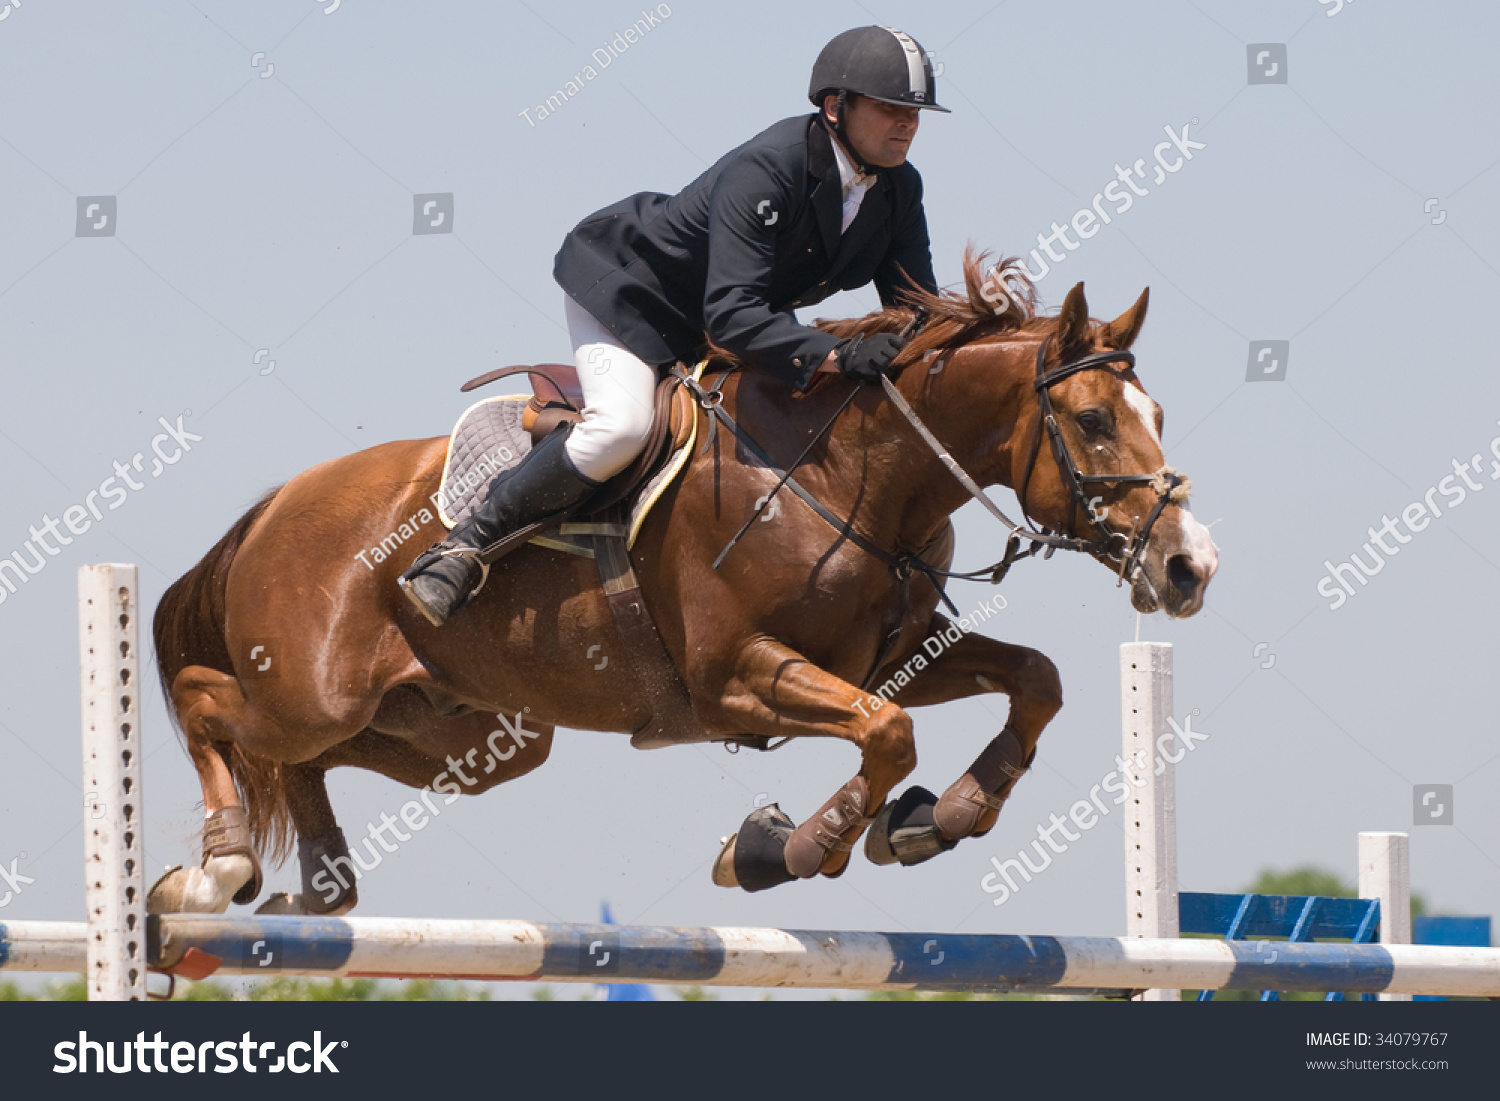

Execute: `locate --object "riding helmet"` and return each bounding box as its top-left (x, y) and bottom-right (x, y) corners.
top-left (808, 26), bottom-right (950, 113)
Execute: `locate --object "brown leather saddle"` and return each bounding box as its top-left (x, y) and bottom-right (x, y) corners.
top-left (457, 362), bottom-right (710, 751)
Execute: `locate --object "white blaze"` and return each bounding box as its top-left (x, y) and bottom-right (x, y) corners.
top-left (1121, 383), bottom-right (1160, 445)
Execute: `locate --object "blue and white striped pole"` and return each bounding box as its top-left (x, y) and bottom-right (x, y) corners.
top-left (7, 915), bottom-right (1500, 997)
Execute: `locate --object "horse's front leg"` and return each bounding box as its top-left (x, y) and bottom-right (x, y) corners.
top-left (707, 639), bottom-right (917, 892)
top-left (863, 617), bottom-right (1063, 867)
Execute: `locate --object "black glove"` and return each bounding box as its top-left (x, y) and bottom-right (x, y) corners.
top-left (835, 332), bottom-right (905, 384)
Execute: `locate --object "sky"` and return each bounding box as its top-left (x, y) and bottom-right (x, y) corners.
top-left (2, 0), bottom-right (1498, 998)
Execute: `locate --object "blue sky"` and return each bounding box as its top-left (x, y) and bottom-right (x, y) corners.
top-left (2, 0), bottom-right (1498, 995)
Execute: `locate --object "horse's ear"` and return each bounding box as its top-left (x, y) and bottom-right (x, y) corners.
top-left (1102, 287), bottom-right (1150, 350)
top-left (1056, 282), bottom-right (1090, 353)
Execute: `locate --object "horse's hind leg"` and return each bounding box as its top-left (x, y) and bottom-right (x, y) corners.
top-left (146, 696), bottom-right (262, 914)
top-left (259, 710), bottom-right (557, 913)
top-left (253, 763), bottom-right (360, 916)
top-left (148, 662), bottom-right (375, 913)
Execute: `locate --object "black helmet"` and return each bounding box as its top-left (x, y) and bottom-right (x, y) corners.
top-left (808, 26), bottom-right (950, 113)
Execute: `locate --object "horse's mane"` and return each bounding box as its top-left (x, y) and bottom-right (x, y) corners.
top-left (702, 247), bottom-right (1056, 375)
top-left (815, 246), bottom-right (1047, 364)
top-left (704, 247), bottom-right (1051, 373)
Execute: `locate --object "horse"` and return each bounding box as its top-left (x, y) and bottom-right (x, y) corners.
top-left (146, 251), bottom-right (1218, 916)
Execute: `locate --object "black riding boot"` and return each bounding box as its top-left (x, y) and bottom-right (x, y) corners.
top-left (399, 426), bottom-right (600, 626)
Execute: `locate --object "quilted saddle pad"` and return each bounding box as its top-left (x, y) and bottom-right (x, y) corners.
top-left (434, 369), bottom-right (703, 556)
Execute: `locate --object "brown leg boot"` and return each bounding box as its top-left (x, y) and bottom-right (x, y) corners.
top-left (933, 727), bottom-right (1034, 841)
top-left (783, 777), bottom-right (873, 879)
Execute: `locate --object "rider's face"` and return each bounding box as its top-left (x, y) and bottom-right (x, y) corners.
top-left (823, 94), bottom-right (920, 168)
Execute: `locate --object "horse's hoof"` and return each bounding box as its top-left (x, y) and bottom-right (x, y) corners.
top-left (295, 828), bottom-right (358, 913)
top-left (711, 835), bottom-right (740, 889)
top-left (146, 853), bottom-right (256, 914)
top-left (255, 891), bottom-right (356, 917)
top-left (864, 786), bottom-right (955, 868)
top-left (716, 805), bottom-right (798, 893)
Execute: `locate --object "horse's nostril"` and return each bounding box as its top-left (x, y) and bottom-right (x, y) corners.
top-left (1166, 554), bottom-right (1200, 596)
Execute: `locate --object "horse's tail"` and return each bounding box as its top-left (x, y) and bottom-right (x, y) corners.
top-left (152, 487), bottom-right (294, 865)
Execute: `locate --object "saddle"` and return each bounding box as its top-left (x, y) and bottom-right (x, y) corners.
top-left (459, 361), bottom-right (696, 501)
top-left (448, 361), bottom-right (709, 750)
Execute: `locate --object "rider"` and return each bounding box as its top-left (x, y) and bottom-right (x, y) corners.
top-left (401, 25), bottom-right (949, 626)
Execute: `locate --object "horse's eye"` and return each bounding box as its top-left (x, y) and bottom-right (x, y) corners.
top-left (1076, 410), bottom-right (1109, 435)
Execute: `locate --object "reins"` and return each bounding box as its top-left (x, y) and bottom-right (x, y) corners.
top-left (676, 322), bottom-right (1192, 683)
top-left (711, 307), bottom-right (932, 571)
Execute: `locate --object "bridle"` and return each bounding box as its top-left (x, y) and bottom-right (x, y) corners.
top-left (681, 328), bottom-right (1191, 628)
top-left (866, 334), bottom-right (1189, 592)
top-left (1010, 334), bottom-right (1191, 585)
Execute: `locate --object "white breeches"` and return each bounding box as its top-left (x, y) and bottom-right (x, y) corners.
top-left (562, 294), bottom-right (659, 482)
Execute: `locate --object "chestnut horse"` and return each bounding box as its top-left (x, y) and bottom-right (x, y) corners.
top-left (148, 254), bottom-right (1217, 916)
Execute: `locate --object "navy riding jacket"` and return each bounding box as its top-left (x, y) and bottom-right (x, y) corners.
top-left (553, 113), bottom-right (936, 390)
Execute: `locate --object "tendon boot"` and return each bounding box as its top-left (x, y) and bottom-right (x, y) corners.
top-left (399, 425), bottom-right (600, 626)
top-left (933, 726), bottom-right (1035, 840)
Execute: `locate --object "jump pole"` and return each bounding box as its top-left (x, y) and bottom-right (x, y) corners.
top-left (5, 914), bottom-right (1500, 997)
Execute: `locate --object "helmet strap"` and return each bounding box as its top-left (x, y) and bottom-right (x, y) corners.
top-left (829, 90), bottom-right (871, 176)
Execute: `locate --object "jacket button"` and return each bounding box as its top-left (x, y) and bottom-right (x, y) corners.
top-left (792, 358), bottom-right (803, 367)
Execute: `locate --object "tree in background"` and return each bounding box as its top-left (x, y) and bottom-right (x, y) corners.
top-left (1245, 866), bottom-right (1427, 917)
